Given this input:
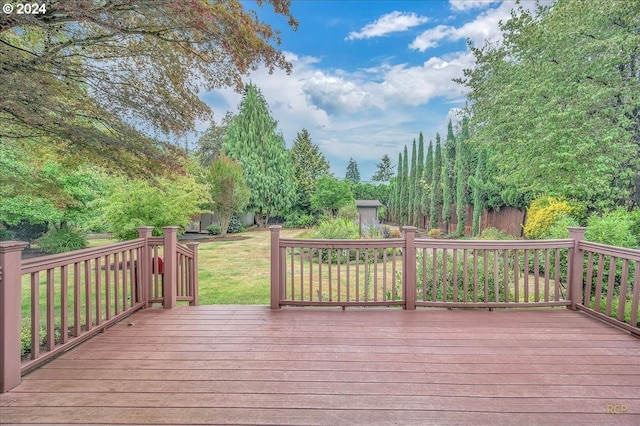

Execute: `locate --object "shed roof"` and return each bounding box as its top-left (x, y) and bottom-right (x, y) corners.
top-left (355, 200), bottom-right (383, 207)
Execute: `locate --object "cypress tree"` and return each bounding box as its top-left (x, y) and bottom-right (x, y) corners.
top-left (407, 139), bottom-right (417, 227)
top-left (415, 132), bottom-right (425, 227)
top-left (471, 149), bottom-right (487, 236)
top-left (421, 140), bottom-right (434, 226)
top-left (223, 83), bottom-right (295, 227)
top-left (393, 152), bottom-right (403, 223)
top-left (429, 133), bottom-right (442, 230)
top-left (441, 121), bottom-right (456, 233)
top-left (401, 145), bottom-right (410, 225)
top-left (454, 118), bottom-right (471, 236)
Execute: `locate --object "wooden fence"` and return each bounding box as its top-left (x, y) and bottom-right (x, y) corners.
top-left (0, 226), bottom-right (198, 393)
top-left (270, 226), bottom-right (639, 336)
top-left (420, 205), bottom-right (526, 237)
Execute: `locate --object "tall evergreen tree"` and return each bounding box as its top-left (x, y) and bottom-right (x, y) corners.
top-left (407, 139), bottom-right (417, 227)
top-left (471, 149), bottom-right (487, 237)
top-left (223, 83), bottom-right (295, 227)
top-left (290, 128), bottom-right (330, 213)
top-left (393, 152), bottom-right (403, 222)
top-left (414, 132), bottom-right (425, 227)
top-left (400, 146), bottom-right (410, 224)
top-left (421, 140), bottom-right (434, 224)
top-left (372, 154), bottom-right (395, 181)
top-left (454, 118), bottom-right (471, 236)
top-left (429, 133), bottom-right (443, 230)
top-left (345, 158), bottom-right (361, 183)
top-left (441, 120), bottom-right (456, 233)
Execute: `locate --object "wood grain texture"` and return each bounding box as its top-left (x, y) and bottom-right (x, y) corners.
top-left (1, 305), bottom-right (639, 425)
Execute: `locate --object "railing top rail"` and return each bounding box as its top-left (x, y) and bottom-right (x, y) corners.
top-left (579, 241), bottom-right (640, 261)
top-left (148, 237), bottom-right (164, 245)
top-left (415, 238), bottom-right (574, 250)
top-left (21, 239), bottom-right (145, 274)
top-left (279, 238), bottom-right (405, 249)
top-left (176, 244), bottom-right (194, 257)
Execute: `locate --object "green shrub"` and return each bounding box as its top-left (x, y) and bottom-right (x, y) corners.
top-left (337, 204), bottom-right (358, 221)
top-left (227, 215), bottom-right (245, 234)
top-left (37, 227), bottom-right (88, 254)
top-left (0, 228), bottom-right (15, 241)
top-left (313, 217), bottom-right (359, 240)
top-left (415, 250), bottom-right (516, 302)
top-left (206, 224), bottom-right (221, 235)
top-left (477, 227), bottom-right (516, 240)
top-left (585, 208), bottom-right (638, 248)
top-left (309, 217), bottom-right (359, 264)
top-left (377, 205), bottom-right (387, 223)
top-left (526, 214), bottom-right (578, 286)
top-left (283, 211), bottom-right (316, 228)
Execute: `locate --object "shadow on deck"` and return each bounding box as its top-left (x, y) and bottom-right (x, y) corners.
top-left (1, 305), bottom-right (638, 425)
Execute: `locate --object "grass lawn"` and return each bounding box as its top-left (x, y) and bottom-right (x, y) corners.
top-left (197, 228), bottom-right (304, 304)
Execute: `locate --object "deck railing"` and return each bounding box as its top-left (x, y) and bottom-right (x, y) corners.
top-left (577, 240), bottom-right (640, 336)
top-left (270, 226), bottom-right (639, 336)
top-left (0, 226), bottom-right (199, 393)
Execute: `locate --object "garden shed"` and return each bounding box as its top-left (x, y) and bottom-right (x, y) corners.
top-left (355, 199), bottom-right (383, 225)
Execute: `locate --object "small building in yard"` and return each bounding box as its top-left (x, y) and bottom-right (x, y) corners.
top-left (356, 200), bottom-right (383, 225)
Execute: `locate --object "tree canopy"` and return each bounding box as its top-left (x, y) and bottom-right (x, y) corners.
top-left (290, 129), bottom-right (330, 212)
top-left (457, 0), bottom-right (640, 210)
top-left (345, 158), bottom-right (361, 183)
top-left (223, 83), bottom-right (295, 226)
top-left (0, 0), bottom-right (298, 174)
top-left (372, 154), bottom-right (395, 181)
top-left (206, 153), bottom-right (250, 236)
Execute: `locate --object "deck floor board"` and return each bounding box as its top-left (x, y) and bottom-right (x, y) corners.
top-left (1, 305), bottom-right (639, 425)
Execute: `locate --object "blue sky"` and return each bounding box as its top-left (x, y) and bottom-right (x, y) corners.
top-left (198, 0), bottom-right (523, 180)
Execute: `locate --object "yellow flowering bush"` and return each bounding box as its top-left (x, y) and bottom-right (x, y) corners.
top-left (524, 196), bottom-right (580, 239)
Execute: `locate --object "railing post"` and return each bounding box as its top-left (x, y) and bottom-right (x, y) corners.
top-left (568, 227), bottom-right (587, 311)
top-left (402, 226), bottom-right (417, 310)
top-left (137, 227), bottom-right (153, 308)
top-left (162, 226), bottom-right (179, 309)
top-left (0, 241), bottom-right (27, 393)
top-left (270, 225), bottom-right (281, 309)
top-left (185, 242), bottom-right (199, 306)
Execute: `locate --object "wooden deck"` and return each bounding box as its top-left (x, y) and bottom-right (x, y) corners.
top-left (1, 305), bottom-right (639, 425)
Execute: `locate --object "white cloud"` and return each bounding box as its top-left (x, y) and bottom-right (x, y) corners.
top-left (449, 1), bottom-right (501, 11)
top-left (303, 72), bottom-right (381, 114)
top-left (409, 25), bottom-right (455, 51)
top-left (379, 51), bottom-right (474, 106)
top-left (346, 11), bottom-right (430, 41)
top-left (411, 1), bottom-right (514, 52)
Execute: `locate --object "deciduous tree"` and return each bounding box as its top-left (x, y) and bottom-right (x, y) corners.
top-left (1, 0), bottom-right (298, 174)
top-left (457, 0), bottom-right (640, 210)
top-left (311, 175), bottom-right (354, 216)
top-left (207, 154), bottom-right (250, 236)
